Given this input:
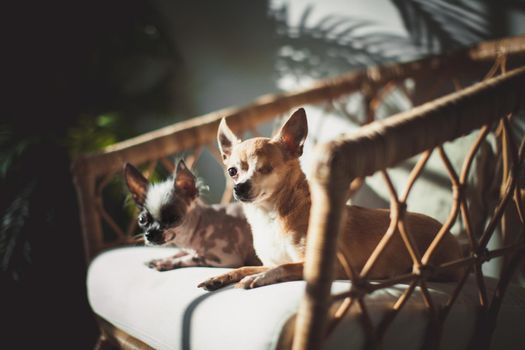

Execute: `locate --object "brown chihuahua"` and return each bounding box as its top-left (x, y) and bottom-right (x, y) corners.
top-left (124, 160), bottom-right (260, 270)
top-left (198, 108), bottom-right (462, 290)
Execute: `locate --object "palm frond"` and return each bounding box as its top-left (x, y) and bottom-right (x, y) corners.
top-left (297, 4), bottom-right (314, 33)
top-left (271, 4), bottom-right (422, 81)
top-left (0, 181), bottom-right (35, 280)
top-left (391, 0), bottom-right (492, 52)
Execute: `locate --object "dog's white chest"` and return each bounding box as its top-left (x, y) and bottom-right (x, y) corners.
top-left (243, 205), bottom-right (299, 266)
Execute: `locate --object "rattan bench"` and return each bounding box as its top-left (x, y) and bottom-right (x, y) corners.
top-left (73, 35), bottom-right (525, 350)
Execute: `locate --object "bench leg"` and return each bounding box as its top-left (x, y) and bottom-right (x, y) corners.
top-left (94, 334), bottom-right (116, 350)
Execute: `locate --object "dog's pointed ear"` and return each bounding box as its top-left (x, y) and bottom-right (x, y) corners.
top-left (273, 108), bottom-right (308, 158)
top-left (123, 163), bottom-right (149, 207)
top-left (175, 159), bottom-right (198, 198)
top-left (217, 118), bottom-right (240, 162)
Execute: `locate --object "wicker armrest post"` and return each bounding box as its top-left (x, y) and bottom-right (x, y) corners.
top-left (292, 144), bottom-right (353, 350)
top-left (72, 159), bottom-right (104, 262)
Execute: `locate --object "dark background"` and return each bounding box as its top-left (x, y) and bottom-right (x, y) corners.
top-left (2, 0), bottom-right (525, 348)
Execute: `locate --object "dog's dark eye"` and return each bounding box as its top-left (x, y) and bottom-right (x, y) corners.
top-left (258, 165), bottom-right (273, 175)
top-left (138, 213), bottom-right (151, 226)
top-left (228, 167), bottom-right (238, 177)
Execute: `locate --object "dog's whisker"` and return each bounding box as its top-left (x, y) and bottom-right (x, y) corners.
top-left (129, 234), bottom-right (145, 244)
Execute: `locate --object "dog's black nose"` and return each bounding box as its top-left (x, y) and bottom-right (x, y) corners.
top-left (145, 229), bottom-right (163, 244)
top-left (234, 181), bottom-right (251, 197)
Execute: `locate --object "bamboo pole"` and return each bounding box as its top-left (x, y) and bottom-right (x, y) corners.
top-left (71, 162), bottom-right (104, 262)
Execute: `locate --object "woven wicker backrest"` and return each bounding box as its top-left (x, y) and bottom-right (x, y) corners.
top-left (72, 36), bottom-right (525, 350)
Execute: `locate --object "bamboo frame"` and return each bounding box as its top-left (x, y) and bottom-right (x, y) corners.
top-left (71, 35), bottom-right (525, 350)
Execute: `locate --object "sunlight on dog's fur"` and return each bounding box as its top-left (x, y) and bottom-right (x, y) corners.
top-left (198, 108), bottom-right (463, 291)
top-left (124, 160), bottom-right (260, 270)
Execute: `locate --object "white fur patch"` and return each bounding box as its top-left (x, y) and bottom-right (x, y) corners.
top-left (243, 205), bottom-right (298, 266)
top-left (145, 180), bottom-right (174, 220)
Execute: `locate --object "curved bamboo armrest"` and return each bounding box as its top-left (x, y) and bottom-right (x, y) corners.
top-left (293, 66), bottom-right (525, 350)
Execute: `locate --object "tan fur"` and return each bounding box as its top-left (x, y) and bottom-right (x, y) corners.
top-left (198, 109), bottom-right (462, 290)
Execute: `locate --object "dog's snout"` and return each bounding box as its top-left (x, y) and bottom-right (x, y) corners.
top-left (145, 228), bottom-right (163, 244)
top-left (234, 181), bottom-right (251, 196)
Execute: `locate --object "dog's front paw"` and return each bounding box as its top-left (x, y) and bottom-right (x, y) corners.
top-left (145, 258), bottom-right (179, 271)
top-left (197, 274), bottom-right (233, 291)
top-left (235, 272), bottom-right (270, 289)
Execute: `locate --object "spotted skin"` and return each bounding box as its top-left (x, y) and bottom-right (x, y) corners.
top-left (124, 161), bottom-right (260, 272)
top-left (147, 251), bottom-right (205, 271)
top-left (145, 200), bottom-right (260, 270)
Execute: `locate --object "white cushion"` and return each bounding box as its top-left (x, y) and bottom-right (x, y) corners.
top-left (88, 247), bottom-right (525, 350)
